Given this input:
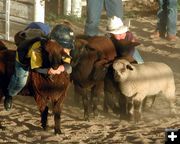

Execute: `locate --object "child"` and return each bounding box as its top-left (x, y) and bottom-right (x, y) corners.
top-left (106, 16), bottom-right (144, 64)
top-left (4, 23), bottom-right (73, 111)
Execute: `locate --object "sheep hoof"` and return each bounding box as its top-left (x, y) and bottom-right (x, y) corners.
top-left (93, 109), bottom-right (99, 117)
top-left (41, 124), bottom-right (47, 130)
top-left (103, 106), bottom-right (108, 113)
top-left (170, 109), bottom-right (177, 117)
top-left (84, 115), bottom-right (90, 121)
top-left (0, 125), bottom-right (5, 130)
top-left (120, 114), bottom-right (132, 121)
top-left (134, 111), bottom-right (141, 123)
top-left (54, 129), bottom-right (62, 135)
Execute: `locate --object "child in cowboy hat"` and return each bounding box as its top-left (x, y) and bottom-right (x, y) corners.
top-left (106, 16), bottom-right (144, 64)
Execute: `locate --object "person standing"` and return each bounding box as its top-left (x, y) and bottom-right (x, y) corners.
top-left (84, 0), bottom-right (123, 36)
top-left (150, 0), bottom-right (177, 41)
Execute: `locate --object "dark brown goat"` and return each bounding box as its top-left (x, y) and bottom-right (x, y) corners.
top-left (0, 39), bottom-right (70, 134)
top-left (71, 37), bottom-right (114, 120)
top-left (71, 36), bottom-right (138, 120)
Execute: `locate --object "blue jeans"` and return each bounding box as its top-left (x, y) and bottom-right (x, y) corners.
top-left (133, 49), bottom-right (144, 64)
top-left (84, 0), bottom-right (123, 36)
top-left (7, 61), bottom-right (29, 97)
top-left (157, 0), bottom-right (177, 35)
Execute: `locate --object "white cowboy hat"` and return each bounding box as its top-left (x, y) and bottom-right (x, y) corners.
top-left (107, 16), bottom-right (128, 35)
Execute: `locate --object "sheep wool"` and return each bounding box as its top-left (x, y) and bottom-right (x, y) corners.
top-left (112, 59), bottom-right (176, 121)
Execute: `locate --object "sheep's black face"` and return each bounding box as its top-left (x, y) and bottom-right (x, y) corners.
top-left (113, 70), bottom-right (120, 81)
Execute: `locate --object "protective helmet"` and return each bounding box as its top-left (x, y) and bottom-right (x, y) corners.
top-left (50, 24), bottom-right (75, 49)
top-left (25, 22), bottom-right (51, 35)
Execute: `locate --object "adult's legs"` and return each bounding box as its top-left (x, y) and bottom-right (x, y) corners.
top-left (166, 0), bottom-right (177, 36)
top-left (151, 0), bottom-right (166, 39)
top-left (156, 0), bottom-right (167, 36)
top-left (4, 61), bottom-right (29, 110)
top-left (132, 49), bottom-right (144, 64)
top-left (84, 0), bottom-right (104, 36)
top-left (105, 0), bottom-right (123, 19)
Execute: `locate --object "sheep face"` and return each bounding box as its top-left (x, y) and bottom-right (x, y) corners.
top-left (113, 59), bottom-right (134, 82)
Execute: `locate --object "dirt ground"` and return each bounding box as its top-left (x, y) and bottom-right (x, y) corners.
top-left (0, 12), bottom-right (180, 144)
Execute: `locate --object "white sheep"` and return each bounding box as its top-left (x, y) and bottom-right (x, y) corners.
top-left (112, 59), bottom-right (176, 122)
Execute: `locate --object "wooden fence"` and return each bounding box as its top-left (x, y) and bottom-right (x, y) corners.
top-left (0, 0), bottom-right (35, 40)
top-left (0, 0), bottom-right (129, 41)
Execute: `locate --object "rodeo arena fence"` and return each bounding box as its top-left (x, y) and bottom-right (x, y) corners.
top-left (0, 0), bottom-right (84, 41)
top-left (0, 0), bottom-right (128, 42)
top-left (0, 0), bottom-right (45, 41)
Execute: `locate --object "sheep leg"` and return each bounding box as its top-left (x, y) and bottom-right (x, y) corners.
top-left (104, 91), bottom-right (119, 114)
top-left (41, 106), bottom-right (49, 130)
top-left (82, 92), bottom-right (90, 121)
top-left (133, 100), bottom-right (142, 123)
top-left (74, 86), bottom-right (90, 121)
top-left (103, 91), bottom-right (109, 113)
top-left (52, 97), bottom-right (64, 135)
top-left (103, 91), bottom-right (112, 113)
top-left (133, 94), bottom-right (144, 123)
top-left (0, 125), bottom-right (5, 130)
top-left (125, 97), bottom-right (134, 120)
top-left (92, 96), bottom-right (98, 117)
top-left (119, 93), bottom-right (128, 116)
top-left (74, 85), bottom-right (82, 106)
top-left (169, 102), bottom-right (176, 115)
top-left (0, 122), bottom-right (5, 130)
top-left (34, 94), bottom-right (49, 130)
top-left (91, 84), bottom-right (102, 117)
top-left (166, 96), bottom-right (176, 115)
top-left (0, 94), bottom-right (3, 103)
top-left (142, 95), bottom-right (156, 111)
top-left (54, 112), bottom-right (62, 134)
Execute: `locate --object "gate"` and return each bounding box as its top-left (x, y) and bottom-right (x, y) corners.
top-left (0, 0), bottom-right (45, 41)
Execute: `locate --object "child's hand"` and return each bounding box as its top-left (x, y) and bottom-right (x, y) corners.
top-left (48, 65), bottom-right (65, 75)
top-left (57, 65), bottom-right (65, 73)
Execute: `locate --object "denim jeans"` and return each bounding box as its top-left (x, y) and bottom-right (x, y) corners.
top-left (84, 0), bottom-right (123, 36)
top-left (7, 61), bottom-right (29, 97)
top-left (132, 49), bottom-right (144, 64)
top-left (157, 0), bottom-right (177, 35)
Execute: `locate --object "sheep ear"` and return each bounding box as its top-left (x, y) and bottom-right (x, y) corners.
top-left (126, 64), bottom-right (134, 71)
top-left (75, 39), bottom-right (88, 48)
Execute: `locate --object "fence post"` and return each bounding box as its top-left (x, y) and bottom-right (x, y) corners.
top-left (5, 0), bottom-right (10, 40)
top-left (72, 0), bottom-right (82, 18)
top-left (57, 0), bottom-right (64, 16)
top-left (64, 0), bottom-right (71, 16)
top-left (34, 0), bottom-right (45, 22)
